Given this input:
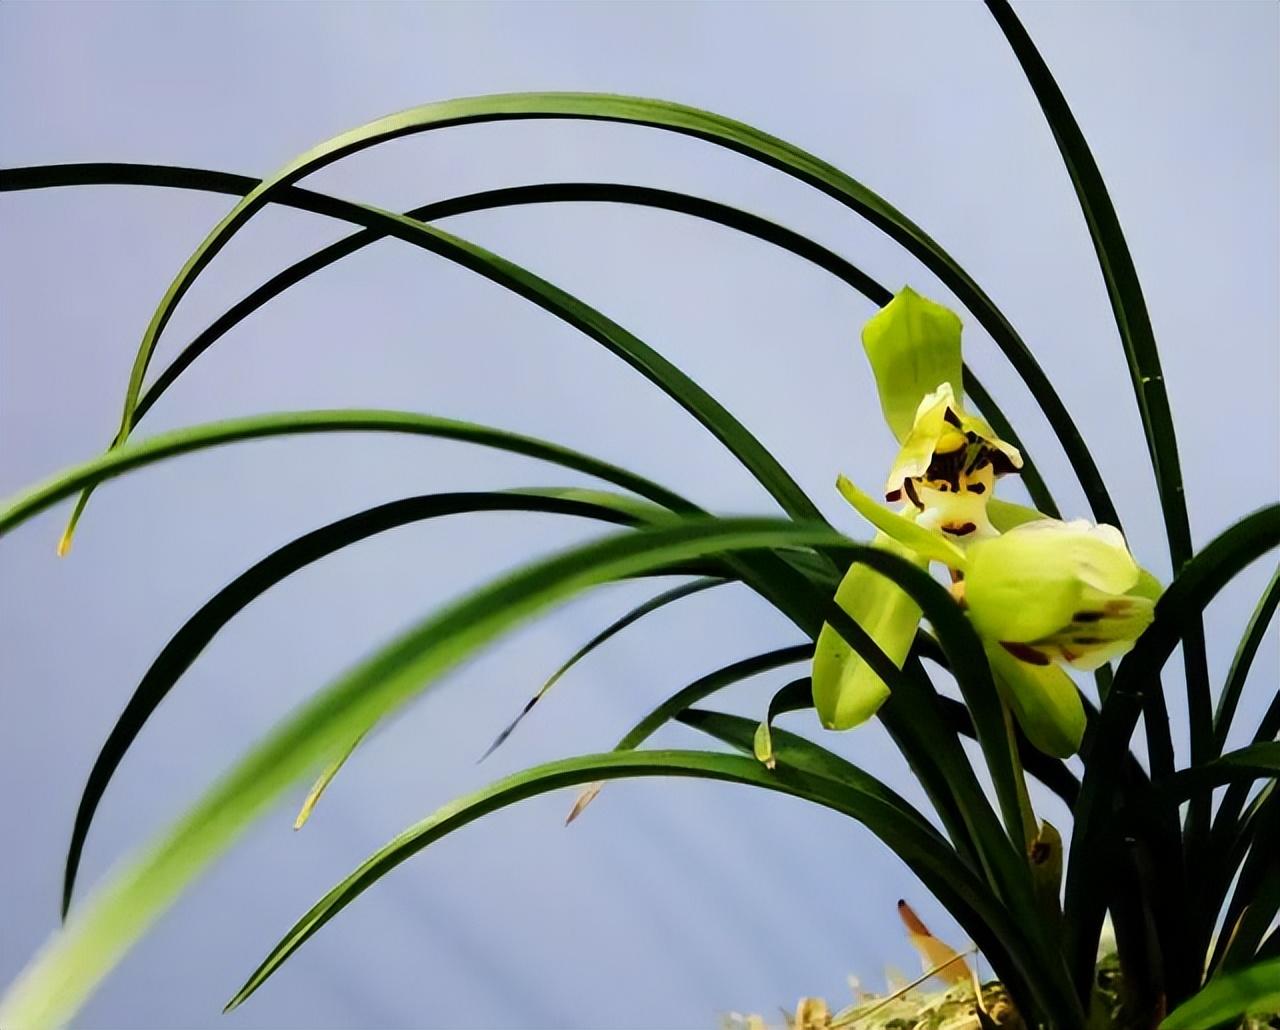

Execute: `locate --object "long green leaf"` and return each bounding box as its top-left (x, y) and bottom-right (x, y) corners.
top-left (480, 576), bottom-right (727, 760)
top-left (10, 95), bottom-right (1110, 529)
top-left (1159, 743), bottom-right (1280, 800)
top-left (59, 488), bottom-right (673, 917)
top-left (1214, 564), bottom-right (1280, 753)
top-left (0, 518), bottom-right (854, 1029)
top-left (564, 646), bottom-right (813, 822)
top-left (1064, 504), bottom-right (1280, 1000)
top-left (616, 646), bottom-right (811, 753)
top-left (984, 0), bottom-right (1215, 912)
top-left (1160, 958), bottom-right (1280, 1029)
top-left (674, 708), bottom-right (1068, 1019)
top-left (983, 0), bottom-right (1187, 565)
top-left (225, 739), bottom-right (1059, 1022)
top-left (0, 409), bottom-right (694, 542)
top-left (2, 165), bottom-right (1059, 522)
top-left (1202, 690), bottom-right (1280, 953)
top-left (1213, 792), bottom-right (1279, 973)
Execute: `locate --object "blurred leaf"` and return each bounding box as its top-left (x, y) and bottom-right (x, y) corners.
top-left (0, 518), bottom-right (852, 1029)
top-left (1160, 958), bottom-right (1280, 1029)
top-left (58, 487), bottom-right (674, 917)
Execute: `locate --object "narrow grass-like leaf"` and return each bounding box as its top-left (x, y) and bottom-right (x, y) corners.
top-left (481, 576), bottom-right (726, 761)
top-left (566, 646), bottom-right (811, 819)
top-left (1213, 792), bottom-right (1279, 973)
top-left (0, 518), bottom-right (857, 1029)
top-left (1202, 690), bottom-right (1280, 951)
top-left (5, 161), bottom-right (1064, 572)
top-left (984, 0), bottom-right (1214, 887)
top-left (983, 0), bottom-right (1186, 564)
top-left (10, 95), bottom-right (1113, 532)
top-left (228, 733), bottom-right (1063, 1023)
top-left (1214, 564), bottom-right (1280, 753)
top-left (1160, 958), bottom-right (1280, 1029)
top-left (0, 409), bottom-right (694, 542)
top-left (674, 709), bottom-right (1068, 1023)
top-left (59, 488), bottom-right (674, 917)
top-left (1159, 742), bottom-right (1280, 800)
top-left (1, 163), bottom-right (1050, 520)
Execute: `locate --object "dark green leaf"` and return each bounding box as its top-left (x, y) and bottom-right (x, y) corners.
top-left (1160, 742), bottom-right (1280, 800)
top-left (1214, 564), bottom-right (1280, 753)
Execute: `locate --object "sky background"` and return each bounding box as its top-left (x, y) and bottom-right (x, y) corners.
top-left (1, 1), bottom-right (1277, 1027)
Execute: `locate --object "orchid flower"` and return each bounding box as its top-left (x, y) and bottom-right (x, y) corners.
top-left (813, 287), bottom-right (1159, 758)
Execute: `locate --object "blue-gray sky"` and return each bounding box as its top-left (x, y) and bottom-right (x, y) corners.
top-left (1, 2), bottom-right (1277, 1027)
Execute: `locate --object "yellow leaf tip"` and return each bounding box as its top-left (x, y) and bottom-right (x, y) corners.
top-left (56, 529), bottom-right (74, 557)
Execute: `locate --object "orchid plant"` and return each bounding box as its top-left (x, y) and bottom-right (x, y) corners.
top-left (1, 3), bottom-right (1277, 1029)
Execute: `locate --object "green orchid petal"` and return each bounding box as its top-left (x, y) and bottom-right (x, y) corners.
top-left (986, 644), bottom-right (1086, 758)
top-left (861, 286), bottom-right (964, 443)
top-left (812, 533), bottom-right (925, 730)
top-left (836, 475), bottom-right (968, 569)
top-left (987, 500), bottom-right (1164, 603)
top-left (964, 519), bottom-right (1141, 643)
top-left (987, 498), bottom-right (1047, 532)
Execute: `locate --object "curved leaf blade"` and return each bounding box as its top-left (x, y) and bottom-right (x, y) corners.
top-left (1160, 958), bottom-right (1280, 1029)
top-left (480, 576), bottom-right (727, 761)
top-left (0, 409), bottom-right (692, 542)
top-left (0, 519), bottom-right (850, 1029)
top-left (60, 489), bottom-right (665, 917)
top-left (1214, 564), bottom-right (1280, 753)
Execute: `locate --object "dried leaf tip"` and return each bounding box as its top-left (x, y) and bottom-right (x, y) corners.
top-left (565, 782), bottom-right (602, 825)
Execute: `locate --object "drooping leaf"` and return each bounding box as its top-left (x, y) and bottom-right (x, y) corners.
top-left (293, 732), bottom-right (366, 830)
top-left (0, 409), bottom-right (693, 542)
top-left (222, 742), bottom-right (1058, 1019)
top-left (751, 677), bottom-right (813, 768)
top-left (1, 163), bottom-right (1054, 541)
top-left (0, 518), bottom-right (854, 1029)
top-left (675, 709), bottom-right (1072, 1024)
top-left (59, 487), bottom-right (675, 917)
